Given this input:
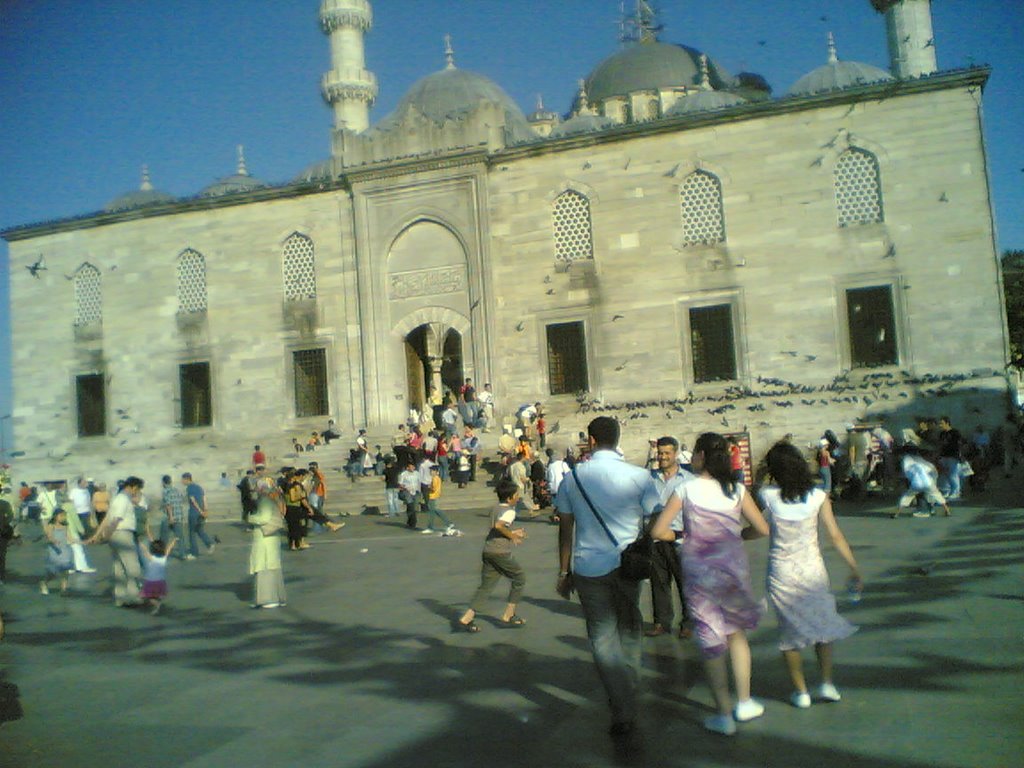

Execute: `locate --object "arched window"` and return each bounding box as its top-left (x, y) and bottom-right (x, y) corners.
top-left (282, 233), bottom-right (317, 300)
top-left (552, 190), bottom-right (594, 263)
top-left (680, 170), bottom-right (726, 246)
top-left (834, 148), bottom-right (883, 227)
top-left (177, 249), bottom-right (207, 313)
top-left (73, 264), bottom-right (102, 326)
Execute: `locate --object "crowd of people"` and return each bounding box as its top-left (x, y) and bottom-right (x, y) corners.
top-left (1, 402), bottom-right (1013, 744)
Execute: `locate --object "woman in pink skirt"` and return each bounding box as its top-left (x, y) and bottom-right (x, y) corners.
top-left (653, 432), bottom-right (769, 736)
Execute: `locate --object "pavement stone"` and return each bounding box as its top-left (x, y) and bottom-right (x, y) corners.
top-left (0, 486), bottom-right (1021, 768)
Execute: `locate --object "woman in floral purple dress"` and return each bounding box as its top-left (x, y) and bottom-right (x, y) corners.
top-left (653, 432), bottom-right (769, 736)
top-left (760, 442), bottom-right (861, 710)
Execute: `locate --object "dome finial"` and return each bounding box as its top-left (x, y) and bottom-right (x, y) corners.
top-left (827, 31), bottom-right (838, 64)
top-left (236, 144), bottom-right (249, 176)
top-left (444, 33), bottom-right (456, 69)
top-left (576, 79), bottom-right (595, 116)
top-left (140, 164), bottom-right (153, 191)
top-left (699, 53), bottom-right (712, 90)
top-left (536, 93), bottom-right (545, 111)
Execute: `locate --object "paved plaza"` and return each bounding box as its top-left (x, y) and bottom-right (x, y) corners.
top-left (0, 487), bottom-right (1021, 768)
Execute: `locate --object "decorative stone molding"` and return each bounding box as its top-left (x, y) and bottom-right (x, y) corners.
top-left (389, 266), bottom-right (467, 300)
top-left (392, 306), bottom-right (471, 338)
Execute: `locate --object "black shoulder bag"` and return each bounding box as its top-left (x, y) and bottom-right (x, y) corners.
top-left (570, 466), bottom-right (653, 581)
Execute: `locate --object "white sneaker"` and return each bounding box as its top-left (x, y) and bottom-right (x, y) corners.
top-left (444, 526), bottom-right (462, 537)
top-left (703, 714), bottom-right (736, 736)
top-left (790, 691), bottom-right (811, 709)
top-left (185, 554), bottom-right (197, 561)
top-left (733, 698), bottom-right (765, 722)
top-left (78, 567), bottom-right (97, 574)
top-left (421, 528), bottom-right (435, 534)
top-left (816, 683), bottom-right (842, 702)
top-left (207, 544), bottom-right (216, 554)
top-left (39, 582), bottom-right (49, 595)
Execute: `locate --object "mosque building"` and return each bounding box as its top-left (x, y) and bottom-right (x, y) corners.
top-left (2, 0), bottom-right (1009, 477)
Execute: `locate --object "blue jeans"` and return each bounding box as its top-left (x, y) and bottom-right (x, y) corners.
top-left (424, 499), bottom-right (452, 530)
top-left (385, 488), bottom-right (401, 518)
top-left (188, 511), bottom-right (214, 556)
top-left (819, 466), bottom-right (832, 493)
top-left (573, 570), bottom-right (643, 723)
top-left (159, 518), bottom-right (189, 559)
top-left (940, 457), bottom-right (962, 498)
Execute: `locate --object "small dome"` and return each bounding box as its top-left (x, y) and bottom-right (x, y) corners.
top-left (375, 66), bottom-right (535, 143)
top-left (788, 33), bottom-right (894, 96)
top-left (586, 41), bottom-right (733, 101)
top-left (549, 113), bottom-right (616, 138)
top-left (105, 166), bottom-right (174, 212)
top-left (527, 95), bottom-right (558, 123)
top-left (294, 158), bottom-right (332, 183)
top-left (200, 145), bottom-right (265, 197)
top-left (666, 90), bottom-right (748, 116)
top-left (733, 71), bottom-right (773, 102)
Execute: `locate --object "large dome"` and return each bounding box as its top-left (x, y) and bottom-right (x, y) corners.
top-left (375, 66), bottom-right (535, 143)
top-left (586, 41), bottom-right (733, 100)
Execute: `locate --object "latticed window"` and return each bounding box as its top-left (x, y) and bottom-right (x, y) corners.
top-left (283, 233), bottom-right (317, 300)
top-left (177, 249), bottom-right (207, 313)
top-left (835, 148), bottom-right (883, 226)
top-left (74, 264), bottom-right (102, 326)
top-left (552, 191), bottom-right (594, 263)
top-left (293, 348), bottom-right (329, 417)
top-left (680, 171), bottom-right (725, 246)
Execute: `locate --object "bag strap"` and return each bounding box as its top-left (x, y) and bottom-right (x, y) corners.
top-left (571, 465), bottom-right (619, 548)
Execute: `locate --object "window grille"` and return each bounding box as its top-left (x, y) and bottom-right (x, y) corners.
top-left (179, 362), bottom-right (212, 427)
top-left (74, 264), bottom-right (102, 326)
top-left (552, 191), bottom-right (594, 263)
top-left (546, 321), bottom-right (589, 395)
top-left (835, 148), bottom-right (883, 226)
top-left (76, 374), bottom-right (105, 437)
top-left (689, 304), bottom-right (737, 383)
top-left (283, 234), bottom-right (317, 300)
top-left (177, 249), bottom-right (207, 313)
top-left (846, 286), bottom-right (898, 367)
top-left (293, 348), bottom-right (329, 417)
top-left (680, 171), bottom-right (726, 246)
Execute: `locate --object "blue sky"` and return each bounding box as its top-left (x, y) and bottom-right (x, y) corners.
top-left (1, 0), bottom-right (1022, 456)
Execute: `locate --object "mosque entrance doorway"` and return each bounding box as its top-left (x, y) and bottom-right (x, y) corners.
top-left (404, 323), bottom-right (464, 414)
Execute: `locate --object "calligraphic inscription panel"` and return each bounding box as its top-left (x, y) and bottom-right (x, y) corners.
top-left (389, 266), bottom-right (466, 299)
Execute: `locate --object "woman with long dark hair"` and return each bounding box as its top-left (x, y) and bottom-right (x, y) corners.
top-left (760, 442), bottom-right (860, 709)
top-left (652, 432), bottom-right (769, 736)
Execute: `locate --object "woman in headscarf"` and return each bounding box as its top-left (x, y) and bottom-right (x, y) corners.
top-left (249, 477), bottom-right (287, 609)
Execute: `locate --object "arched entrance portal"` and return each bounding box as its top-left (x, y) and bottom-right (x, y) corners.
top-left (404, 323), bottom-right (464, 413)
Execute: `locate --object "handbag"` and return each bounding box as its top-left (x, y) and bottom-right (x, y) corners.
top-left (570, 466), bottom-right (652, 581)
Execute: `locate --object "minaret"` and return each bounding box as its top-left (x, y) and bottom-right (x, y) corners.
top-left (320, 0), bottom-right (378, 134)
top-left (871, 0), bottom-right (938, 79)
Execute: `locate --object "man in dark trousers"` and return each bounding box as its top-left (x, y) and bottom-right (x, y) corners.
top-left (641, 436), bottom-right (695, 639)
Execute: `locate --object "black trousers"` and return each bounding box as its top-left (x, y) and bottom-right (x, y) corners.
top-left (650, 539), bottom-right (687, 627)
top-left (285, 506), bottom-right (305, 547)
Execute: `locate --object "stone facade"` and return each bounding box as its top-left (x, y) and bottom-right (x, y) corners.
top-left (3, 4), bottom-right (1011, 482)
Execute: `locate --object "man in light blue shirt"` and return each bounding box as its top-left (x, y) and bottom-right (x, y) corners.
top-left (641, 436), bottom-right (695, 639)
top-left (556, 417), bottom-right (655, 737)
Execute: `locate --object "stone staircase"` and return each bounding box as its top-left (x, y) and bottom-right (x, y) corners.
top-left (200, 427), bottom-right (507, 521)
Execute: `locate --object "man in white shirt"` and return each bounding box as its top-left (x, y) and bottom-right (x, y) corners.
top-left (398, 461), bottom-right (422, 529)
top-left (555, 417), bottom-right (655, 738)
top-left (641, 436), bottom-right (694, 639)
top-left (477, 383), bottom-right (495, 431)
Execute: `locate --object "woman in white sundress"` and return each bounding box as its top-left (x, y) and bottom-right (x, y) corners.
top-left (760, 442), bottom-right (861, 710)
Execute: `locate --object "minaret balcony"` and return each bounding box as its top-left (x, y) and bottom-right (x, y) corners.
top-left (320, 0), bottom-right (372, 33)
top-left (321, 69), bottom-right (379, 104)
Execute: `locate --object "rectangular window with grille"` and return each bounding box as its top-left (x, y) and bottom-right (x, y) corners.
top-left (546, 321), bottom-right (589, 395)
top-left (179, 362), bottom-right (212, 428)
top-left (846, 286), bottom-right (898, 367)
top-left (293, 348), bottom-right (329, 417)
top-left (689, 304), bottom-right (737, 383)
top-left (76, 374), bottom-right (105, 437)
